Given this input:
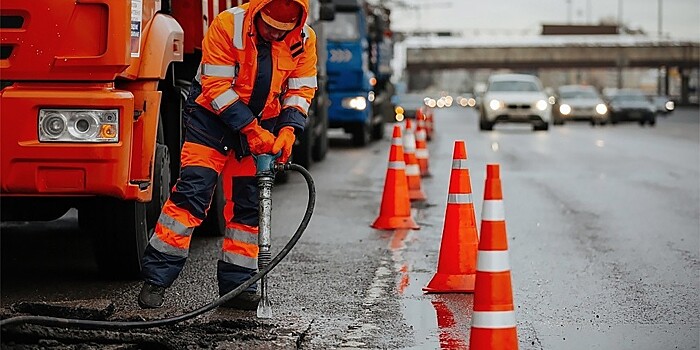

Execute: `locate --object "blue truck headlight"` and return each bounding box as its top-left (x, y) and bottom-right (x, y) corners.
top-left (341, 96), bottom-right (367, 110)
top-left (39, 109), bottom-right (119, 142)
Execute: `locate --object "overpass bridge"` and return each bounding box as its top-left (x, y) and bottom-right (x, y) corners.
top-left (399, 36), bottom-right (700, 102)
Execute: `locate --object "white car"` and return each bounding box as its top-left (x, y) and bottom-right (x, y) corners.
top-left (479, 74), bottom-right (551, 131)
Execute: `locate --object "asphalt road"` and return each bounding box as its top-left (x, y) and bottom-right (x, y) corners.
top-left (1, 106), bottom-right (698, 349)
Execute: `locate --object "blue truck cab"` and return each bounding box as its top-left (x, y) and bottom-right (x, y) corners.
top-left (326, 0), bottom-right (385, 146)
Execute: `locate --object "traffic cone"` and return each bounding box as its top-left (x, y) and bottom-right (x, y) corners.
top-left (371, 125), bottom-right (420, 230)
top-left (403, 119), bottom-right (426, 202)
top-left (424, 107), bottom-right (434, 141)
top-left (415, 116), bottom-right (432, 178)
top-left (423, 140), bottom-right (478, 293)
top-left (469, 164), bottom-right (518, 350)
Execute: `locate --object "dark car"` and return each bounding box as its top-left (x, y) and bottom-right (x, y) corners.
top-left (607, 89), bottom-right (656, 126)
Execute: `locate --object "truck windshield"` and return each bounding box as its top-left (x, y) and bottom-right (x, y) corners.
top-left (327, 13), bottom-right (360, 41)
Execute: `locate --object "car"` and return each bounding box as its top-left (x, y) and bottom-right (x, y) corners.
top-left (553, 85), bottom-right (610, 126)
top-left (652, 95), bottom-right (675, 115)
top-left (607, 89), bottom-right (657, 126)
top-left (479, 73), bottom-right (551, 131)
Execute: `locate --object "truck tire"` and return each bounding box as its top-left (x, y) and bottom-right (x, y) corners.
top-left (351, 123), bottom-right (370, 147)
top-left (293, 127), bottom-right (313, 169)
top-left (371, 120), bottom-right (385, 140)
top-left (312, 118), bottom-right (328, 162)
top-left (194, 176), bottom-right (226, 237)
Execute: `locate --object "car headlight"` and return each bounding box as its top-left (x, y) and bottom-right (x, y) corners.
top-left (489, 99), bottom-right (502, 111)
top-left (39, 109), bottom-right (119, 142)
top-left (665, 101), bottom-right (675, 111)
top-left (536, 100), bottom-right (548, 111)
top-left (595, 104), bottom-right (608, 115)
top-left (559, 104), bottom-right (571, 115)
top-left (341, 96), bottom-right (367, 110)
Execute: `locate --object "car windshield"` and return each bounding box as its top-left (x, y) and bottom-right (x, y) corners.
top-left (613, 93), bottom-right (648, 102)
top-left (560, 90), bottom-right (598, 99)
top-left (489, 81), bottom-right (540, 92)
top-left (326, 13), bottom-right (360, 41)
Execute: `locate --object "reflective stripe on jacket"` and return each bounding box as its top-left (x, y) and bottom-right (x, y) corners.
top-left (195, 0), bottom-right (317, 132)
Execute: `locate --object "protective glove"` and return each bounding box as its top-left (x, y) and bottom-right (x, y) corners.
top-left (241, 119), bottom-right (275, 155)
top-left (271, 126), bottom-right (296, 163)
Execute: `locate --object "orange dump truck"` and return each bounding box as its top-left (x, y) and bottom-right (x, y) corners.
top-left (0, 0), bottom-right (333, 278)
top-left (0, 0), bottom-right (185, 277)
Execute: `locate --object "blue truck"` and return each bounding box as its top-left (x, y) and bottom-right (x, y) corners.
top-left (326, 0), bottom-right (394, 146)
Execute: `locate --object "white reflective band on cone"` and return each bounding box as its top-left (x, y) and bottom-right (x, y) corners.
top-left (388, 161), bottom-right (405, 169)
top-left (447, 193), bottom-right (472, 204)
top-left (471, 311), bottom-right (516, 329)
top-left (415, 149), bottom-right (429, 158)
top-left (392, 138), bottom-right (403, 145)
top-left (482, 199), bottom-right (505, 220)
top-left (452, 159), bottom-right (468, 169)
top-left (477, 250), bottom-right (511, 272)
top-left (405, 164), bottom-right (420, 176)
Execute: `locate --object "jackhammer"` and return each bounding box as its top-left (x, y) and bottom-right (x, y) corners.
top-left (0, 154), bottom-right (315, 329)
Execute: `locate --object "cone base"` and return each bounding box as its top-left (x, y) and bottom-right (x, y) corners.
top-left (371, 215), bottom-right (420, 230)
top-left (422, 272), bottom-right (476, 293)
top-left (420, 171), bottom-right (432, 178)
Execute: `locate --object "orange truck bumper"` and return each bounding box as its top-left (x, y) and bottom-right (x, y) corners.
top-left (0, 83), bottom-right (149, 201)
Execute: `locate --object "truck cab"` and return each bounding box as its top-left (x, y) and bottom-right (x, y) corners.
top-left (326, 0), bottom-right (387, 146)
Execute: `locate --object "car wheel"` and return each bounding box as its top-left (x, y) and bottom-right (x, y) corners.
top-left (479, 120), bottom-right (493, 131)
top-left (533, 122), bottom-right (549, 131)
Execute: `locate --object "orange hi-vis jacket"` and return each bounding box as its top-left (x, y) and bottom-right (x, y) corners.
top-left (195, 0), bottom-right (318, 131)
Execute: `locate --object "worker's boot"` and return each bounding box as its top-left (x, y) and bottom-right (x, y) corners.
top-left (219, 290), bottom-right (261, 310)
top-left (217, 261), bottom-right (260, 310)
top-left (138, 282), bottom-right (166, 309)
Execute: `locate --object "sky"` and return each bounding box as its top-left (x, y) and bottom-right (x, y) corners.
top-left (386, 0), bottom-right (700, 41)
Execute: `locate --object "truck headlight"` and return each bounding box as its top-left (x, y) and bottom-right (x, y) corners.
top-left (489, 99), bottom-right (502, 111)
top-left (559, 104), bottom-right (571, 115)
top-left (595, 104), bottom-right (608, 115)
top-left (341, 96), bottom-right (367, 110)
top-left (39, 109), bottom-right (119, 142)
top-left (536, 100), bottom-right (548, 111)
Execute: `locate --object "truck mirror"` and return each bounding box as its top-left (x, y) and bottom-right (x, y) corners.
top-left (320, 3), bottom-right (335, 21)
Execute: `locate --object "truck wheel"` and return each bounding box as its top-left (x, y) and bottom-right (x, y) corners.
top-left (146, 144), bottom-right (170, 229)
top-left (293, 127), bottom-right (313, 169)
top-left (351, 123), bottom-right (370, 147)
top-left (312, 120), bottom-right (328, 162)
top-left (195, 176), bottom-right (226, 237)
top-left (371, 120), bottom-right (385, 140)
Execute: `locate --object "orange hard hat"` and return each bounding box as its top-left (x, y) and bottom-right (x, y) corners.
top-left (260, 0), bottom-right (302, 31)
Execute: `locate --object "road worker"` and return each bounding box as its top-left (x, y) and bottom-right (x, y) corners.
top-left (138, 0), bottom-right (317, 310)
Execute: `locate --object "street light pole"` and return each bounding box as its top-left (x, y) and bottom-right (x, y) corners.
top-left (658, 0), bottom-right (663, 37)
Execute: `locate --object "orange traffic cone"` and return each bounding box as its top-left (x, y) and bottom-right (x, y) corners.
top-left (423, 140), bottom-right (478, 293)
top-left (424, 107), bottom-right (434, 141)
top-left (371, 125), bottom-right (420, 230)
top-left (469, 164), bottom-right (518, 349)
top-left (403, 119), bottom-right (426, 202)
top-left (415, 116), bottom-right (432, 178)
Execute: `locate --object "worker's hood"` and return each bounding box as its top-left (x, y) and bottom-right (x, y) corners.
top-left (246, 0), bottom-right (309, 40)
